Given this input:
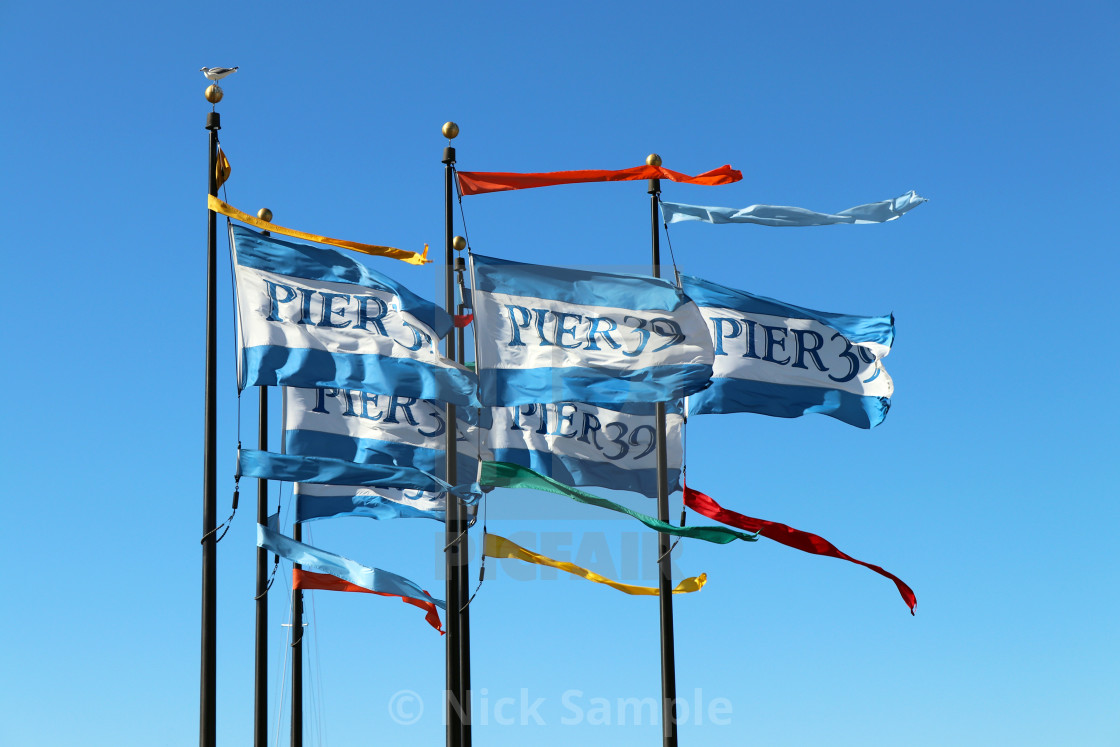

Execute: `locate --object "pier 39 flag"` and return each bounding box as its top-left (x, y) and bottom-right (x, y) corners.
top-left (680, 276), bottom-right (894, 429)
top-left (230, 225), bottom-right (478, 407)
top-left (469, 254), bottom-right (714, 408)
top-left (483, 402), bottom-right (683, 498)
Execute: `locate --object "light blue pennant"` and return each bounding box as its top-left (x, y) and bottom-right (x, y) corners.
top-left (661, 190), bottom-right (926, 226)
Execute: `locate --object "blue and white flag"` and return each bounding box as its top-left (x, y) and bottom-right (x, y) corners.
top-left (661, 191), bottom-right (926, 226)
top-left (482, 402), bottom-right (683, 498)
top-left (230, 225), bottom-right (478, 406)
top-left (469, 253), bottom-right (714, 407)
top-left (284, 387), bottom-right (481, 478)
top-left (680, 276), bottom-right (894, 429)
top-left (295, 483), bottom-right (452, 523)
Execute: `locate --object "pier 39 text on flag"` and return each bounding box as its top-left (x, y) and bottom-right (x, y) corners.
top-left (483, 402), bottom-right (683, 498)
top-left (230, 225), bottom-right (478, 406)
top-left (285, 387), bottom-right (676, 499)
top-left (680, 275), bottom-right (894, 429)
top-left (283, 387), bottom-right (481, 477)
top-left (469, 253), bottom-right (714, 408)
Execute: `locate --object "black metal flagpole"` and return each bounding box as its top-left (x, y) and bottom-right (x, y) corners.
top-left (648, 154), bottom-right (679, 747)
top-left (254, 379), bottom-right (269, 747)
top-left (254, 209), bottom-right (274, 747)
top-left (442, 121), bottom-right (464, 747)
top-left (200, 84), bottom-right (221, 747)
top-left (291, 520), bottom-right (304, 747)
top-left (455, 254), bottom-right (473, 747)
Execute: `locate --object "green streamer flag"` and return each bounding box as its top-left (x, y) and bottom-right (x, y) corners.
top-left (480, 461), bottom-right (757, 545)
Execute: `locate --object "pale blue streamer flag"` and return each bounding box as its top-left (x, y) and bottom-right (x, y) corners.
top-left (237, 449), bottom-right (482, 502)
top-left (258, 517), bottom-right (446, 610)
top-left (660, 191), bottom-right (926, 226)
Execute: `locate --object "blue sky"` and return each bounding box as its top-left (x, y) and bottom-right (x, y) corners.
top-left (3, 1), bottom-right (1118, 745)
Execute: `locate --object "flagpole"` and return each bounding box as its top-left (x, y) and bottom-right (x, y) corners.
top-left (200, 84), bottom-right (222, 747)
top-left (291, 520), bottom-right (304, 747)
top-left (456, 275), bottom-right (473, 747)
top-left (254, 388), bottom-right (269, 747)
top-left (442, 121), bottom-right (464, 747)
top-left (254, 210), bottom-right (274, 747)
top-left (648, 154), bottom-right (679, 747)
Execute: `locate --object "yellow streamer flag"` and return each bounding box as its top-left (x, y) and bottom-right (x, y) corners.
top-left (483, 533), bottom-right (707, 596)
top-left (215, 145), bottom-right (231, 189)
top-left (208, 195), bottom-right (430, 266)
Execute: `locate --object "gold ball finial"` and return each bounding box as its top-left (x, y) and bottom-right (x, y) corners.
top-left (646, 153), bottom-right (662, 167)
top-left (452, 235), bottom-right (467, 251)
top-left (257, 208), bottom-right (273, 223)
top-left (442, 121), bottom-right (460, 139)
top-left (205, 85), bottom-right (224, 104)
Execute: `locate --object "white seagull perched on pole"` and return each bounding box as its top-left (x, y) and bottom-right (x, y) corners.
top-left (200, 66), bottom-right (238, 82)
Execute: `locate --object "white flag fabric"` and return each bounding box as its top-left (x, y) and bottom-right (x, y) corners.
top-left (469, 253), bottom-right (714, 408)
top-left (231, 225), bottom-right (478, 406)
top-left (681, 275), bottom-right (894, 429)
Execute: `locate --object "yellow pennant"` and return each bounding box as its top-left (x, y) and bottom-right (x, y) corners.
top-left (483, 533), bottom-right (707, 596)
top-left (215, 145), bottom-right (231, 189)
top-left (208, 195), bottom-right (430, 266)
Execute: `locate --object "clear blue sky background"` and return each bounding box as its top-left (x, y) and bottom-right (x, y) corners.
top-left (3, 2), bottom-right (1117, 745)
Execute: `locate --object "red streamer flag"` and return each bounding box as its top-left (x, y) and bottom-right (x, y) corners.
top-left (684, 486), bottom-right (916, 614)
top-left (292, 569), bottom-right (444, 633)
top-left (457, 164), bottom-right (742, 196)
top-left (453, 313), bottom-right (474, 328)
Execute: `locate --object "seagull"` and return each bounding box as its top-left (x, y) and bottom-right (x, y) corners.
top-left (200, 66), bottom-right (239, 82)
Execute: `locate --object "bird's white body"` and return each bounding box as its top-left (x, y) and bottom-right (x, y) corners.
top-left (200, 66), bottom-right (239, 82)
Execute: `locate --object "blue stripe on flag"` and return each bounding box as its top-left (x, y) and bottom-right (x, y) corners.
top-left (284, 430), bottom-right (480, 479)
top-left (285, 430), bottom-right (445, 473)
top-left (481, 364), bottom-right (713, 409)
top-left (688, 378), bottom-right (890, 429)
top-left (242, 346), bottom-right (480, 407)
top-left (680, 275), bottom-right (894, 347)
top-left (233, 226), bottom-right (451, 337)
top-left (296, 493), bottom-right (446, 522)
top-left (471, 253), bottom-right (691, 312)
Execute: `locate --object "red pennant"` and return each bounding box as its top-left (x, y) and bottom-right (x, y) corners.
top-left (684, 486), bottom-right (916, 614)
top-left (453, 313), bottom-right (474, 328)
top-left (457, 164), bottom-right (742, 196)
top-left (293, 569), bottom-right (444, 633)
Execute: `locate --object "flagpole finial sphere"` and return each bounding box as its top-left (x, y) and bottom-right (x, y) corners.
top-left (204, 85), bottom-right (224, 104)
top-left (257, 208), bottom-right (273, 222)
top-left (452, 235), bottom-right (467, 252)
top-left (442, 122), bottom-right (460, 140)
top-left (646, 154), bottom-right (662, 167)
